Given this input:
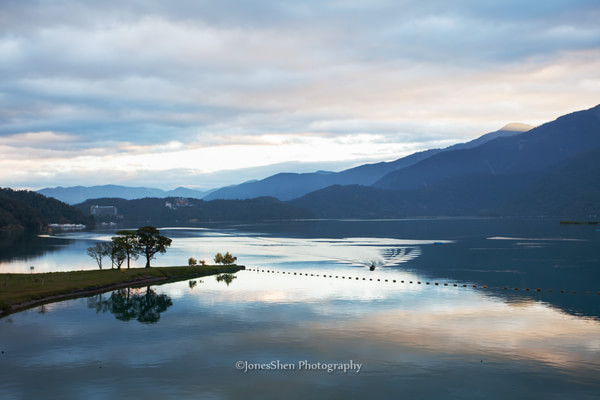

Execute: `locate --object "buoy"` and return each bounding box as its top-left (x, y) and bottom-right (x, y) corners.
top-left (435, 283), bottom-right (439, 285)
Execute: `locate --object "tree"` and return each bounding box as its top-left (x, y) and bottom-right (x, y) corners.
top-left (215, 251), bottom-right (237, 265)
top-left (188, 257), bottom-right (197, 266)
top-left (108, 239), bottom-right (127, 270)
top-left (114, 230), bottom-right (139, 269)
top-left (222, 252), bottom-right (237, 264)
top-left (135, 226), bottom-right (172, 268)
top-left (87, 242), bottom-right (109, 269)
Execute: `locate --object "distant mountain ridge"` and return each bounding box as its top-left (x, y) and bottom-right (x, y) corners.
top-left (374, 106), bottom-right (600, 190)
top-left (204, 123), bottom-right (532, 201)
top-left (38, 185), bottom-right (212, 205)
top-left (291, 104), bottom-right (600, 218)
top-left (33, 104), bottom-right (600, 219)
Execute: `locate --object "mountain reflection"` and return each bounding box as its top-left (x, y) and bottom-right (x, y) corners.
top-left (87, 286), bottom-right (173, 323)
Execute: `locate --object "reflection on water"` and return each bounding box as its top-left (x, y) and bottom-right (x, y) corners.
top-left (1, 219), bottom-right (599, 398)
top-left (1, 271), bottom-right (599, 399)
top-left (87, 287), bottom-right (173, 323)
top-left (0, 230), bottom-right (70, 262)
top-left (215, 273), bottom-right (237, 286)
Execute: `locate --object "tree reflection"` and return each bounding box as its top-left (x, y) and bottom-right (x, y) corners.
top-left (215, 273), bottom-right (237, 286)
top-left (87, 286), bottom-right (173, 324)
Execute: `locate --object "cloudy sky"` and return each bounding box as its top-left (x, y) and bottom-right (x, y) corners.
top-left (1, 0), bottom-right (599, 190)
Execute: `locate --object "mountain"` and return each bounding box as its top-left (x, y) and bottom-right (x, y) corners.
top-left (494, 147), bottom-right (600, 218)
top-left (205, 123), bottom-right (531, 201)
top-left (38, 185), bottom-right (212, 205)
top-left (375, 106), bottom-right (600, 190)
top-left (75, 196), bottom-right (314, 226)
top-left (0, 188), bottom-right (92, 231)
top-left (291, 104), bottom-right (600, 218)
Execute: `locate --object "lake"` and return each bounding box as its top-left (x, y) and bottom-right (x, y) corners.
top-left (1, 218), bottom-right (599, 399)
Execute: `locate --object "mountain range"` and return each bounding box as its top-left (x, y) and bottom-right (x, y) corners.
top-left (38, 123), bottom-right (532, 204)
top-left (38, 185), bottom-right (212, 205)
top-left (203, 123), bottom-right (532, 201)
top-left (36, 104), bottom-right (600, 219)
top-left (291, 104), bottom-right (600, 218)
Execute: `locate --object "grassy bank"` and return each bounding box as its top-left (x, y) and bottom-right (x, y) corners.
top-left (0, 265), bottom-right (244, 317)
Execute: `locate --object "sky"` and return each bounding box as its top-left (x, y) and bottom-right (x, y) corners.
top-left (1, 0), bottom-right (599, 191)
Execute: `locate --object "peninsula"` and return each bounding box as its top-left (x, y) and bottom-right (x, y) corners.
top-left (0, 265), bottom-right (244, 317)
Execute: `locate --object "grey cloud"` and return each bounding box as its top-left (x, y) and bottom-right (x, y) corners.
top-left (0, 0), bottom-right (598, 185)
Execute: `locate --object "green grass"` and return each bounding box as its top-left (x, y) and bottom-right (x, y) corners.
top-left (0, 265), bottom-right (243, 316)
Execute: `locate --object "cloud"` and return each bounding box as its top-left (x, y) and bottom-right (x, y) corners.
top-left (0, 0), bottom-right (599, 188)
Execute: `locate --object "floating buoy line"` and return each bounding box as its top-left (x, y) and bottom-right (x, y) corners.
top-left (240, 268), bottom-right (600, 296)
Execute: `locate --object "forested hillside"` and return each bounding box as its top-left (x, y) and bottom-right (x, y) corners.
top-left (75, 196), bottom-right (314, 226)
top-left (0, 188), bottom-right (92, 231)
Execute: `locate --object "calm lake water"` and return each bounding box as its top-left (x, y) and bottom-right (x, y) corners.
top-left (1, 218), bottom-right (599, 399)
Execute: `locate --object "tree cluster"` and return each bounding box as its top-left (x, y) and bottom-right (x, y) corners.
top-left (188, 257), bottom-right (206, 266)
top-left (87, 226), bottom-right (172, 269)
top-left (214, 252), bottom-right (237, 265)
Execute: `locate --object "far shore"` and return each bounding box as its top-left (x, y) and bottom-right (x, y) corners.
top-left (0, 265), bottom-right (244, 318)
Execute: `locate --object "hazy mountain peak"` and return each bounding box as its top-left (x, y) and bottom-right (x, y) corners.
top-left (500, 122), bottom-right (534, 132)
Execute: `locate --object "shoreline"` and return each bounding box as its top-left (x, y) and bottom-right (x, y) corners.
top-left (0, 265), bottom-right (244, 318)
